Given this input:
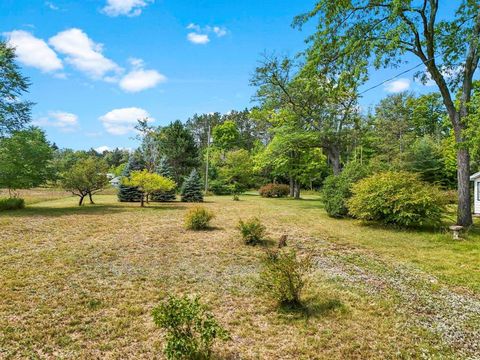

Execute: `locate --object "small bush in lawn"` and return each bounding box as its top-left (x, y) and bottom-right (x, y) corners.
top-left (0, 197), bottom-right (25, 211)
top-left (237, 217), bottom-right (266, 245)
top-left (258, 183), bottom-right (290, 198)
top-left (322, 161), bottom-right (368, 217)
top-left (347, 171), bottom-right (446, 227)
top-left (152, 295), bottom-right (229, 360)
top-left (185, 207), bottom-right (214, 230)
top-left (258, 249), bottom-right (312, 308)
top-left (232, 194), bottom-right (240, 201)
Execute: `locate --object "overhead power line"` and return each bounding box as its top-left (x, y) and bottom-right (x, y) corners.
top-left (359, 57), bottom-right (436, 95)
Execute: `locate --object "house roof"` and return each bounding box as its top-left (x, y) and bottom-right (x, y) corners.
top-left (470, 171), bottom-right (480, 181)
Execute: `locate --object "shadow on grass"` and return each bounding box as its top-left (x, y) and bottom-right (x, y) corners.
top-left (278, 297), bottom-right (346, 320)
top-left (0, 203), bottom-right (186, 218)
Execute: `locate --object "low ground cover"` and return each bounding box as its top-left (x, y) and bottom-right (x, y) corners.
top-left (0, 191), bottom-right (478, 358)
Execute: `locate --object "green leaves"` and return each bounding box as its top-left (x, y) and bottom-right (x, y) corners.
top-left (0, 127), bottom-right (53, 192)
top-left (348, 171), bottom-right (446, 227)
top-left (0, 41), bottom-right (33, 136)
top-left (152, 295), bottom-right (229, 360)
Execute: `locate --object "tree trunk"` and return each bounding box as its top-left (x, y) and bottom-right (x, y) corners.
top-left (294, 180), bottom-right (300, 199)
top-left (88, 192), bottom-right (94, 204)
top-left (289, 177), bottom-right (295, 197)
top-left (327, 146), bottom-right (341, 176)
top-left (456, 145), bottom-right (472, 226)
top-left (140, 196), bottom-right (144, 207)
top-left (79, 195), bottom-right (85, 206)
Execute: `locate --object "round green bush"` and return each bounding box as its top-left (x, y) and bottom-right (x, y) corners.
top-left (322, 162), bottom-right (368, 217)
top-left (0, 197), bottom-right (25, 211)
top-left (347, 171), bottom-right (446, 227)
top-left (258, 183), bottom-right (290, 198)
top-left (237, 217), bottom-right (266, 245)
top-left (184, 207), bottom-right (214, 230)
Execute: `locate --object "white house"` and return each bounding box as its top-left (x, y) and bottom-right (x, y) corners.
top-left (470, 172), bottom-right (480, 215)
top-left (110, 176), bottom-right (121, 188)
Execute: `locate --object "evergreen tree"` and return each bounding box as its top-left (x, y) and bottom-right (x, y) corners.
top-left (181, 169), bottom-right (203, 202)
top-left (150, 156), bottom-right (176, 202)
top-left (117, 151), bottom-right (144, 202)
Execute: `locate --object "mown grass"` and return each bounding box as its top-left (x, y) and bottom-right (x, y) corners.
top-left (0, 191), bottom-right (478, 358)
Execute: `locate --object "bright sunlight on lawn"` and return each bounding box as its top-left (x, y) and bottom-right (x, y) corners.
top-left (1, 191), bottom-right (479, 359)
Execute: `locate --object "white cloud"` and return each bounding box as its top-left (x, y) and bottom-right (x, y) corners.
top-left (187, 23), bottom-right (201, 32)
top-left (120, 69), bottom-right (166, 92)
top-left (212, 26), bottom-right (227, 37)
top-left (186, 24), bottom-right (228, 44)
top-left (95, 145), bottom-right (110, 153)
top-left (102, 0), bottom-right (153, 17)
top-left (49, 28), bottom-right (122, 80)
top-left (4, 30), bottom-right (63, 73)
top-left (119, 58), bottom-right (166, 92)
top-left (45, 1), bottom-right (59, 10)
top-left (187, 32), bottom-right (210, 45)
top-left (99, 107), bottom-right (153, 135)
top-left (34, 111), bottom-right (79, 132)
top-left (384, 78), bottom-right (410, 93)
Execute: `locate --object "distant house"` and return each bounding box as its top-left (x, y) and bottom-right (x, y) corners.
top-left (110, 176), bottom-right (121, 188)
top-left (470, 172), bottom-right (480, 215)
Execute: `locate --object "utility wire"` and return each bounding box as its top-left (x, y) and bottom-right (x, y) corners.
top-left (359, 56), bottom-right (436, 95)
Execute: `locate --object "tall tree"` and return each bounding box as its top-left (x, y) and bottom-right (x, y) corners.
top-left (155, 120), bottom-right (199, 184)
top-left (294, 0), bottom-right (480, 225)
top-left (0, 127), bottom-right (53, 196)
top-left (251, 55), bottom-right (361, 175)
top-left (0, 42), bottom-right (33, 137)
top-left (117, 150), bottom-right (145, 202)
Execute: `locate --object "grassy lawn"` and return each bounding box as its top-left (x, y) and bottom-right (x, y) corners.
top-left (0, 192), bottom-right (479, 359)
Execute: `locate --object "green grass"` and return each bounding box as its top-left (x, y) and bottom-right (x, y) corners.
top-left (0, 190), bottom-right (478, 358)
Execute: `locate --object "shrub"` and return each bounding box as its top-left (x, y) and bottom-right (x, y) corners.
top-left (258, 249), bottom-right (312, 307)
top-left (0, 197), bottom-right (25, 211)
top-left (322, 161), bottom-right (368, 217)
top-left (152, 295), bottom-right (229, 360)
top-left (258, 183), bottom-right (289, 198)
top-left (347, 171), bottom-right (446, 227)
top-left (237, 217), bottom-right (266, 245)
top-left (185, 207), bottom-right (214, 230)
top-left (209, 179), bottom-right (234, 195)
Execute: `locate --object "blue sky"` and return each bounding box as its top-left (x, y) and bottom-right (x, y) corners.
top-left (2, 0), bottom-right (453, 151)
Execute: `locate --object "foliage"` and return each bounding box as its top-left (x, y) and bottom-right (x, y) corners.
top-left (61, 157), bottom-right (109, 206)
top-left (404, 135), bottom-right (450, 186)
top-left (181, 169), bottom-right (203, 202)
top-left (252, 54), bottom-right (361, 176)
top-left (155, 120), bottom-right (200, 184)
top-left (117, 152), bottom-right (145, 202)
top-left (184, 207), bottom-right (215, 230)
top-left (151, 156), bottom-right (177, 202)
top-left (0, 197), bottom-right (25, 211)
top-left (293, 1), bottom-right (480, 226)
top-left (208, 179), bottom-right (234, 195)
top-left (258, 183), bottom-right (289, 198)
top-left (0, 41), bottom-right (33, 136)
top-left (0, 127), bottom-right (54, 193)
top-left (237, 217), bottom-right (266, 245)
top-left (123, 170), bottom-right (176, 207)
top-left (254, 125), bottom-right (328, 197)
top-left (258, 249), bottom-right (312, 307)
top-left (212, 120), bottom-right (240, 151)
top-left (214, 149), bottom-right (254, 194)
top-left (348, 171), bottom-right (446, 228)
top-left (152, 295), bottom-right (229, 360)
top-left (322, 161), bottom-right (368, 218)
